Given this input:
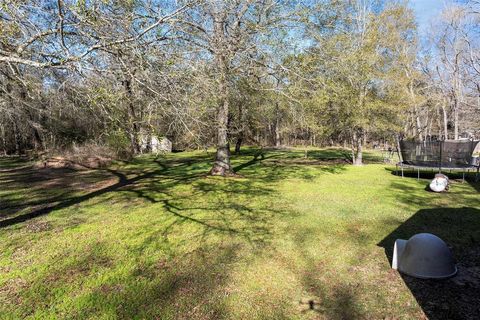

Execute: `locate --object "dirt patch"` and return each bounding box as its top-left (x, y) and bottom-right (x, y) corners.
top-left (0, 277), bottom-right (29, 305)
top-left (0, 163), bottom-right (118, 221)
top-left (25, 220), bottom-right (52, 233)
top-left (35, 156), bottom-right (112, 170)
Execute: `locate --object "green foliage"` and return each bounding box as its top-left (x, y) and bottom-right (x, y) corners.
top-left (288, 1), bottom-right (418, 146)
top-left (106, 130), bottom-right (132, 159)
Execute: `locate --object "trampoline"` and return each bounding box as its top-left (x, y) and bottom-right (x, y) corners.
top-left (396, 140), bottom-right (480, 182)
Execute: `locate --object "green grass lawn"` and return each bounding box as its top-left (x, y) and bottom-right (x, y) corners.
top-left (1, 148), bottom-right (479, 319)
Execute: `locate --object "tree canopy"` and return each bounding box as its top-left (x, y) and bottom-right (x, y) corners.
top-left (1, 0), bottom-right (479, 171)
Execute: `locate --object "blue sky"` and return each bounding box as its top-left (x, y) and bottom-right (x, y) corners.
top-left (408, 0), bottom-right (447, 35)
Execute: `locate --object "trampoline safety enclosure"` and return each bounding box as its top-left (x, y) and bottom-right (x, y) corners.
top-left (396, 140), bottom-right (480, 182)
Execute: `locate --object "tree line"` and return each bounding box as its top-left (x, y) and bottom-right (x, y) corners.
top-left (1, 0), bottom-right (479, 174)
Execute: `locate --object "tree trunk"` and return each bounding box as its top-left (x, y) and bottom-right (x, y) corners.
top-left (453, 97), bottom-right (459, 140)
top-left (144, 131), bottom-right (152, 153)
top-left (19, 87), bottom-right (43, 151)
top-left (350, 137), bottom-right (356, 164)
top-left (353, 131), bottom-right (363, 165)
top-left (0, 124), bottom-right (6, 156)
top-left (355, 141), bottom-right (363, 165)
top-left (414, 106), bottom-right (423, 141)
top-left (27, 112), bottom-right (43, 151)
top-left (441, 104), bottom-right (448, 140)
top-left (209, 8), bottom-right (235, 176)
top-left (235, 136), bottom-right (243, 154)
top-left (211, 90), bottom-right (231, 175)
top-left (210, 54), bottom-right (232, 175)
top-left (12, 117), bottom-right (20, 155)
top-left (435, 106), bottom-right (443, 139)
top-left (124, 78), bottom-right (141, 154)
top-left (395, 134), bottom-right (403, 163)
top-left (274, 123), bottom-right (281, 147)
top-left (234, 102), bottom-right (244, 154)
top-left (273, 103), bottom-right (281, 147)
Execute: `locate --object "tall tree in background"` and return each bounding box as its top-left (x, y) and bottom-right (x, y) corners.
top-left (298, 0), bottom-right (416, 164)
top-left (174, 0), bottom-right (282, 175)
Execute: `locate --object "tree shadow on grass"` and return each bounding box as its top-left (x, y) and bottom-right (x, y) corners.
top-left (0, 156), bottom-right (205, 228)
top-left (378, 207), bottom-right (480, 320)
top-left (0, 149), bottom-right (354, 318)
top-left (17, 242), bottom-right (241, 319)
top-left (1, 149), bottom-right (349, 231)
top-left (102, 244), bottom-right (237, 319)
top-left (233, 148), bottom-right (347, 180)
top-left (293, 238), bottom-right (365, 319)
top-left (0, 167), bottom-right (115, 218)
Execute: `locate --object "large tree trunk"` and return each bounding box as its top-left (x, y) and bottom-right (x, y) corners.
top-left (210, 87), bottom-right (232, 175)
top-left (210, 54), bottom-right (233, 175)
top-left (210, 9), bottom-right (234, 176)
top-left (352, 130), bottom-right (363, 165)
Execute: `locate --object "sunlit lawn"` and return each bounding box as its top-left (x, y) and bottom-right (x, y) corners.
top-left (1, 148), bottom-right (479, 319)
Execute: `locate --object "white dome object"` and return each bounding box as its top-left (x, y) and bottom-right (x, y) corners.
top-left (429, 174), bottom-right (449, 192)
top-left (392, 233), bottom-right (457, 279)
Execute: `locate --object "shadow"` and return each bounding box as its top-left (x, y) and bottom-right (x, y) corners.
top-left (0, 148), bottom-right (413, 318)
top-left (0, 157), bottom-right (31, 172)
top-left (0, 150), bottom-right (291, 250)
top-left (1, 149), bottom-right (349, 231)
top-left (289, 224), bottom-right (365, 319)
top-left (232, 148), bottom-right (348, 181)
top-left (378, 207), bottom-right (480, 320)
top-left (0, 156), bottom-right (210, 228)
top-left (469, 177), bottom-right (480, 192)
top-left (233, 149), bottom-right (269, 172)
top-left (386, 166), bottom-right (480, 184)
top-left (0, 168), bottom-right (157, 228)
top-left (0, 166), bottom-right (114, 216)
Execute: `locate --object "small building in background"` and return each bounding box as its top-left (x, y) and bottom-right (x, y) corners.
top-left (141, 135), bottom-right (172, 154)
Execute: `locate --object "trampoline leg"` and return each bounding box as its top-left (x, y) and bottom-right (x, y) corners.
top-left (401, 166), bottom-right (404, 178)
top-left (417, 168), bottom-right (420, 181)
top-left (462, 172), bottom-right (465, 183)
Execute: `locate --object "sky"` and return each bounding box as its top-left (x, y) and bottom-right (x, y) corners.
top-left (408, 0), bottom-right (447, 35)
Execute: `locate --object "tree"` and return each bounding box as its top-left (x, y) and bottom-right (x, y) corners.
top-left (296, 0), bottom-right (417, 164)
top-left (173, 0), bottom-right (282, 175)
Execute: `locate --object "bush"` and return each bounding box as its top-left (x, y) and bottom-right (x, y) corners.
top-left (105, 130), bottom-right (133, 160)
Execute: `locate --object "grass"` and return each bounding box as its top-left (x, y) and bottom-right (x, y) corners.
top-left (0, 148), bottom-right (479, 319)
